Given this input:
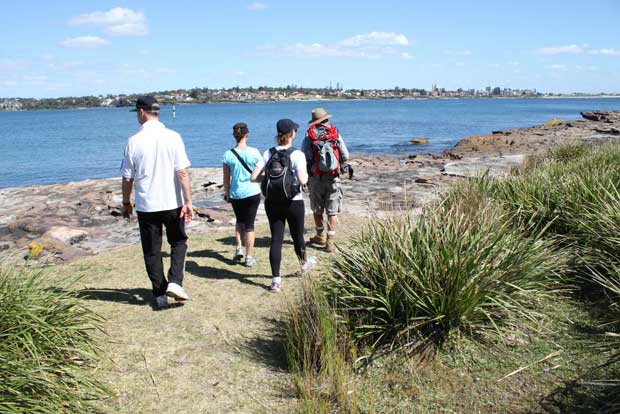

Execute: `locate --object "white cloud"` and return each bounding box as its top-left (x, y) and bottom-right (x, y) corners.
top-left (339, 32), bottom-right (409, 47)
top-left (0, 59), bottom-right (25, 70)
top-left (68, 8), bottom-right (148, 36)
top-left (258, 32), bottom-right (411, 59)
top-left (23, 75), bottom-right (48, 82)
top-left (247, 2), bottom-right (268, 10)
top-left (60, 36), bottom-right (111, 48)
top-left (576, 65), bottom-right (598, 72)
top-left (535, 44), bottom-right (587, 55)
top-left (589, 48), bottom-right (620, 56)
top-left (547, 64), bottom-right (568, 71)
top-left (455, 62), bottom-right (465, 67)
top-left (443, 49), bottom-right (471, 56)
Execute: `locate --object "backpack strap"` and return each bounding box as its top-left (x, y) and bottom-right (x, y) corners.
top-left (230, 148), bottom-right (253, 174)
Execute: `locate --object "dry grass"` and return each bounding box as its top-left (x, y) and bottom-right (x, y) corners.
top-left (51, 215), bottom-right (355, 414)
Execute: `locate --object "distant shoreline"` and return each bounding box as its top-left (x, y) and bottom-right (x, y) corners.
top-left (1, 95), bottom-right (620, 113)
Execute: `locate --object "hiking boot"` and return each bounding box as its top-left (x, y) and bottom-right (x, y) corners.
top-left (166, 282), bottom-right (189, 301)
top-left (309, 231), bottom-right (327, 246)
top-left (325, 237), bottom-right (336, 253)
top-left (155, 295), bottom-right (169, 309)
top-left (233, 246), bottom-right (245, 261)
top-left (245, 256), bottom-right (256, 267)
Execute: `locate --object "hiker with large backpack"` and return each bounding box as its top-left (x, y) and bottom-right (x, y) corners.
top-left (222, 122), bottom-right (262, 267)
top-left (301, 108), bottom-right (350, 253)
top-left (251, 119), bottom-right (316, 293)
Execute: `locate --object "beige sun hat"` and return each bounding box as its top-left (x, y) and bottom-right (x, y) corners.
top-left (308, 107), bottom-right (332, 125)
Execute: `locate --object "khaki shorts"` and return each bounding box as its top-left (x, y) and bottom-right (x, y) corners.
top-left (308, 175), bottom-right (343, 216)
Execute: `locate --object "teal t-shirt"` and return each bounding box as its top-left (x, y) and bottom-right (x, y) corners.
top-left (223, 147), bottom-right (262, 200)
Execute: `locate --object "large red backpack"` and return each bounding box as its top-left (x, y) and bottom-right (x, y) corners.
top-left (307, 124), bottom-right (341, 176)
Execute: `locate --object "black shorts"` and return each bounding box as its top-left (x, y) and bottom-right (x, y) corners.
top-left (231, 193), bottom-right (261, 232)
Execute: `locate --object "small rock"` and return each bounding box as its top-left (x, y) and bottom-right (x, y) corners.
top-left (544, 118), bottom-right (564, 127)
top-left (409, 138), bottom-right (430, 144)
top-left (594, 127), bottom-right (620, 136)
top-left (44, 226), bottom-right (89, 244)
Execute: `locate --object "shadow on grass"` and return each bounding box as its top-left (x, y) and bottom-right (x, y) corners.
top-left (539, 377), bottom-right (619, 414)
top-left (77, 287), bottom-right (152, 305)
top-left (77, 287), bottom-right (186, 311)
top-left (216, 235), bottom-right (292, 248)
top-left (185, 260), bottom-right (270, 290)
top-left (242, 317), bottom-right (289, 371)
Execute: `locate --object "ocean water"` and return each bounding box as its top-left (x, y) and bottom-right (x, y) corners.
top-left (1, 98), bottom-right (619, 189)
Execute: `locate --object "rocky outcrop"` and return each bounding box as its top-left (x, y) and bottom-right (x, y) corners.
top-left (452, 110), bottom-right (620, 156)
top-left (2, 110), bottom-right (619, 263)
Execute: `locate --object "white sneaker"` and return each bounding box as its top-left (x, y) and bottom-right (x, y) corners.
top-left (155, 295), bottom-right (168, 309)
top-left (301, 256), bottom-right (317, 273)
top-left (233, 246), bottom-right (245, 261)
top-left (166, 282), bottom-right (189, 301)
top-left (245, 256), bottom-right (256, 267)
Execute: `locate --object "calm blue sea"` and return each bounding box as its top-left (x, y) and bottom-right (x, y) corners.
top-left (1, 98), bottom-right (619, 189)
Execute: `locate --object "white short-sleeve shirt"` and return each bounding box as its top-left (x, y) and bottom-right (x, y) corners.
top-left (120, 119), bottom-right (191, 212)
top-left (256, 146), bottom-right (306, 201)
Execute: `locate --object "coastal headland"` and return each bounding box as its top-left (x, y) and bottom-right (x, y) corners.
top-left (1, 110), bottom-right (618, 262)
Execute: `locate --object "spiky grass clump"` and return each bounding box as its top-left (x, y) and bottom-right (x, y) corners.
top-left (326, 199), bottom-right (565, 358)
top-left (284, 277), bottom-right (358, 414)
top-left (0, 264), bottom-right (109, 414)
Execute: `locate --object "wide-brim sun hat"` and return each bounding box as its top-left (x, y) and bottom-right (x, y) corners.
top-left (308, 107), bottom-right (332, 124)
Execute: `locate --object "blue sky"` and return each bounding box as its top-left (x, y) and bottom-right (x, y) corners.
top-left (1, 0), bottom-right (619, 98)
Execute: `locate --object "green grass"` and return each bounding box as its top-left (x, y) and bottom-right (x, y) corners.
top-left (283, 142), bottom-right (620, 413)
top-left (284, 277), bottom-right (359, 414)
top-left (326, 199), bottom-right (565, 360)
top-left (0, 264), bottom-right (109, 414)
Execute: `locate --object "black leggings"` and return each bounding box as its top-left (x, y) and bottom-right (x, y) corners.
top-left (231, 193), bottom-right (261, 232)
top-left (265, 199), bottom-right (306, 277)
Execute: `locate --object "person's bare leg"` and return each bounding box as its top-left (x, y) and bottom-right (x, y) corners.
top-left (245, 230), bottom-right (256, 258)
top-left (235, 223), bottom-right (244, 247)
top-left (326, 215), bottom-right (338, 253)
top-left (327, 215), bottom-right (337, 233)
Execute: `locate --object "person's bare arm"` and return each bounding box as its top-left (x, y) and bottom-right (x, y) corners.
top-left (121, 177), bottom-right (134, 218)
top-left (176, 168), bottom-right (193, 223)
top-left (223, 164), bottom-right (231, 203)
top-left (296, 164), bottom-right (308, 186)
top-left (250, 163), bottom-right (264, 183)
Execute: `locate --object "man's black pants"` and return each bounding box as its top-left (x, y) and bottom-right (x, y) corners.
top-left (137, 207), bottom-right (188, 297)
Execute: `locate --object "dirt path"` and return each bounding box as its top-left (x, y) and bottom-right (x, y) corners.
top-left (60, 217), bottom-right (358, 413)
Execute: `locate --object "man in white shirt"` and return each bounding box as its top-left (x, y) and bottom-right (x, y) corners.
top-left (120, 96), bottom-right (193, 309)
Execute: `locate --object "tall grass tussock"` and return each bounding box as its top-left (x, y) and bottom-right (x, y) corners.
top-left (284, 141), bottom-right (620, 412)
top-left (327, 199), bottom-right (565, 358)
top-left (0, 264), bottom-right (109, 414)
top-left (284, 277), bottom-right (359, 413)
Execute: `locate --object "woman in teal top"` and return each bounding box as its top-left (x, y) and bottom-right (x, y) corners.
top-left (223, 122), bottom-right (262, 267)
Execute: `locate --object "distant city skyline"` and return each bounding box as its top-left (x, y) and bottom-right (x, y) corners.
top-left (1, 0), bottom-right (619, 98)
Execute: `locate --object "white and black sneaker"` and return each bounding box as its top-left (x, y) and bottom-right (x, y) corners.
top-left (155, 295), bottom-right (169, 309)
top-left (233, 246), bottom-right (245, 261)
top-left (166, 282), bottom-right (189, 301)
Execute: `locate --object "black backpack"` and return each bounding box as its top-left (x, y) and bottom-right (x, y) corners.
top-left (261, 147), bottom-right (300, 202)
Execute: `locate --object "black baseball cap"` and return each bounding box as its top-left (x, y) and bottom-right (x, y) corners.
top-left (233, 122), bottom-right (249, 134)
top-left (130, 96), bottom-right (160, 112)
top-left (276, 119), bottom-right (299, 136)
